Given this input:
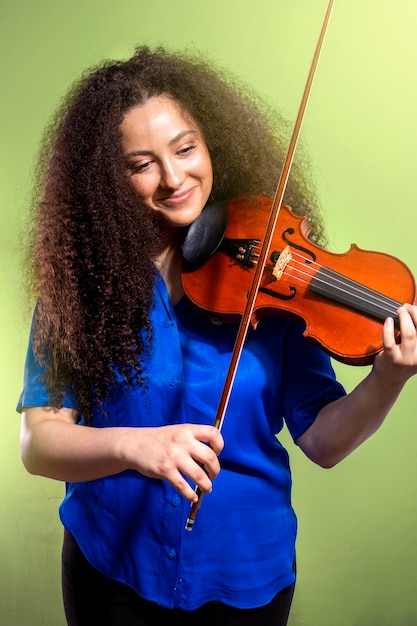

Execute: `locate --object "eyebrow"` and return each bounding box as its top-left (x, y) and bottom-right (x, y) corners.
top-left (124, 129), bottom-right (199, 158)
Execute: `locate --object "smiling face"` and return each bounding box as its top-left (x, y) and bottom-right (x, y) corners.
top-left (120, 95), bottom-right (213, 229)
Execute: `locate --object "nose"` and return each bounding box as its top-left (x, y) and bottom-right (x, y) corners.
top-left (159, 158), bottom-right (184, 190)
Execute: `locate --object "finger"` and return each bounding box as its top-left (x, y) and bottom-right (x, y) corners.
top-left (193, 444), bottom-right (221, 481)
top-left (206, 427), bottom-right (225, 456)
top-left (168, 470), bottom-right (202, 502)
top-left (176, 457), bottom-right (214, 496)
top-left (397, 306), bottom-right (417, 347)
top-left (382, 316), bottom-right (397, 351)
top-left (402, 303), bottom-right (417, 328)
top-left (191, 425), bottom-right (224, 456)
top-left (382, 307), bottom-right (417, 369)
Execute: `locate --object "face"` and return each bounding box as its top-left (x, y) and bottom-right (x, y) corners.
top-left (120, 95), bottom-right (213, 229)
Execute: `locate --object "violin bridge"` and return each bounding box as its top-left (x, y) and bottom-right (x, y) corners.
top-left (272, 246), bottom-right (292, 281)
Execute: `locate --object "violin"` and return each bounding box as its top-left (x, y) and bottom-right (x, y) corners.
top-left (183, 0), bottom-right (416, 531)
top-left (182, 194), bottom-right (417, 366)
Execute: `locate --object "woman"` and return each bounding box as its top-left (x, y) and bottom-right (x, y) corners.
top-left (17, 45), bottom-right (417, 626)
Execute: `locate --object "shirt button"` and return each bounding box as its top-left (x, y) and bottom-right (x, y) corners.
top-left (169, 376), bottom-right (180, 386)
top-left (163, 319), bottom-right (173, 328)
top-left (171, 495), bottom-right (180, 507)
top-left (167, 548), bottom-right (176, 560)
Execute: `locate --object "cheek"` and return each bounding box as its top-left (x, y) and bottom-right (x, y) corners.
top-left (200, 153), bottom-right (213, 186)
top-left (129, 176), bottom-right (152, 200)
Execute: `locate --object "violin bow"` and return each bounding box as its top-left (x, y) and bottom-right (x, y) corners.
top-left (186, 0), bottom-right (335, 531)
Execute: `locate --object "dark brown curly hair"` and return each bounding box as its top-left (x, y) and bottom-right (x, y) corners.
top-left (24, 45), bottom-right (326, 424)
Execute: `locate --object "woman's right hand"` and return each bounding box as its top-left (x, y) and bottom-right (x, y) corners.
top-left (119, 423), bottom-right (224, 502)
top-left (20, 407), bottom-right (224, 502)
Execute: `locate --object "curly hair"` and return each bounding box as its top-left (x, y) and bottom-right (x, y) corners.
top-left (24, 45), bottom-right (326, 424)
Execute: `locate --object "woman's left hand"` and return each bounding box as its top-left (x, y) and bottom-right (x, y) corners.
top-left (374, 303), bottom-right (417, 383)
top-left (297, 302), bottom-right (417, 468)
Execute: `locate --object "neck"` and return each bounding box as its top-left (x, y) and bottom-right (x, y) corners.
top-left (155, 243), bottom-right (185, 306)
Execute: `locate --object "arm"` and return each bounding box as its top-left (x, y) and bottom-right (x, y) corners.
top-left (20, 407), bottom-right (224, 502)
top-left (297, 304), bottom-right (417, 468)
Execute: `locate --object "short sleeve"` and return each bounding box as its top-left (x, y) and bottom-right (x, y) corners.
top-left (16, 319), bottom-right (78, 413)
top-left (281, 321), bottom-right (346, 442)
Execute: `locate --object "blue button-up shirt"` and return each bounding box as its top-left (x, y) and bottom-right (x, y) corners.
top-left (17, 274), bottom-right (345, 610)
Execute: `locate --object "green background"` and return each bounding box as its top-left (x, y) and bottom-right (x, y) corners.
top-left (2, 1), bottom-right (417, 624)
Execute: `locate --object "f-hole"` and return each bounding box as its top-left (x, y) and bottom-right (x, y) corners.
top-left (281, 228), bottom-right (316, 264)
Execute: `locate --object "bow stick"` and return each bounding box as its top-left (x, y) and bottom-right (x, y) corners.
top-left (186, 0), bottom-right (335, 531)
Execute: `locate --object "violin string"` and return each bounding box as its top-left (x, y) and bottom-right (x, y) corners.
top-left (284, 255), bottom-right (400, 316)
top-left (253, 243), bottom-right (402, 317)
top-left (289, 252), bottom-right (400, 310)
top-left (288, 259), bottom-right (400, 317)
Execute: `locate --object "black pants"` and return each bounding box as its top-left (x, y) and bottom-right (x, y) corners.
top-left (62, 529), bottom-right (295, 626)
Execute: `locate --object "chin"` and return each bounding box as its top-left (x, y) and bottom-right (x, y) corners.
top-left (163, 208), bottom-right (203, 229)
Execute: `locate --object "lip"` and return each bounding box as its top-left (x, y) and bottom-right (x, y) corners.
top-left (157, 186), bottom-right (196, 207)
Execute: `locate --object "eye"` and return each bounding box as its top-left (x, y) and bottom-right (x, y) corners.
top-left (128, 160), bottom-right (153, 175)
top-left (177, 144), bottom-right (197, 156)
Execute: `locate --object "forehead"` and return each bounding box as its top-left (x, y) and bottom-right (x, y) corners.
top-left (120, 95), bottom-right (198, 149)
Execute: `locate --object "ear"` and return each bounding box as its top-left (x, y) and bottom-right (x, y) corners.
top-left (181, 201), bottom-right (228, 265)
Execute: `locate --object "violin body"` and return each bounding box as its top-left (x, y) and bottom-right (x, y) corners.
top-left (182, 195), bottom-right (416, 366)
